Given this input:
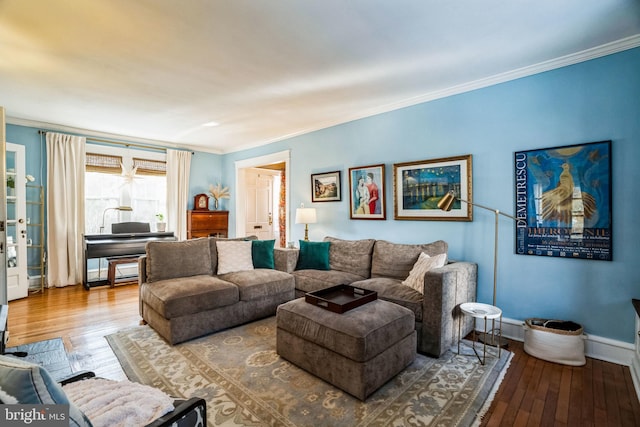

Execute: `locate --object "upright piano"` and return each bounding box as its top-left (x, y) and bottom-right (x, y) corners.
top-left (83, 231), bottom-right (176, 289)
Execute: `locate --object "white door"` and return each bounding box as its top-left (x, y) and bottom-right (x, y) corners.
top-left (5, 143), bottom-right (28, 300)
top-left (245, 169), bottom-right (274, 240)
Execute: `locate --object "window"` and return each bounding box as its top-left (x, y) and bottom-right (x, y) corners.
top-left (85, 145), bottom-right (167, 234)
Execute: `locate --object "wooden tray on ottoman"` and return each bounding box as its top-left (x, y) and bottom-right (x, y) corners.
top-left (305, 284), bottom-right (377, 313)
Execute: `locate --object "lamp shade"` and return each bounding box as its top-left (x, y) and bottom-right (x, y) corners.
top-left (295, 208), bottom-right (317, 224)
top-left (437, 191), bottom-right (456, 211)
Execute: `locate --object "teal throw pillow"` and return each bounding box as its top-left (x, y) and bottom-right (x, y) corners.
top-left (296, 240), bottom-right (330, 270)
top-left (252, 239), bottom-right (275, 269)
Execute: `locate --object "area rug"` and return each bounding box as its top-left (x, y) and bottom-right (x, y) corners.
top-left (106, 317), bottom-right (512, 427)
top-left (4, 337), bottom-right (72, 381)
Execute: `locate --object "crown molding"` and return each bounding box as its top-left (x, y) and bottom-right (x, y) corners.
top-left (8, 35), bottom-right (640, 155)
top-left (6, 116), bottom-right (224, 155)
top-left (232, 35), bottom-right (640, 153)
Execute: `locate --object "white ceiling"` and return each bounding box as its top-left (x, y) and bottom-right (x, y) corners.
top-left (1, 1), bottom-right (639, 154)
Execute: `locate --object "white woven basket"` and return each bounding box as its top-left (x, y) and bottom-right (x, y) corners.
top-left (523, 318), bottom-right (586, 366)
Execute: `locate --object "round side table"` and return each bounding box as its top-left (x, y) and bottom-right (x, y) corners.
top-left (458, 302), bottom-right (502, 365)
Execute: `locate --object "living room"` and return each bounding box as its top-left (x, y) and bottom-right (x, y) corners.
top-left (1, 1), bottom-right (640, 426)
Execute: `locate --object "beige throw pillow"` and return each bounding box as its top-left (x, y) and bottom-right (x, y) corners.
top-left (401, 252), bottom-right (447, 293)
top-left (216, 240), bottom-right (254, 274)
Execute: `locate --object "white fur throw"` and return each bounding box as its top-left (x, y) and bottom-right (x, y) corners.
top-left (0, 385), bottom-right (18, 404)
top-left (62, 378), bottom-right (174, 427)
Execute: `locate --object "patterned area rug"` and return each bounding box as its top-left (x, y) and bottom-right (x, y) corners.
top-left (106, 317), bottom-right (512, 427)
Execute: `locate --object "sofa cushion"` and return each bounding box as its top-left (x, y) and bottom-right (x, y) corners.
top-left (220, 269), bottom-right (294, 301)
top-left (296, 240), bottom-right (330, 270)
top-left (371, 240), bottom-right (448, 280)
top-left (324, 236), bottom-right (375, 278)
top-left (353, 277), bottom-right (424, 322)
top-left (146, 238), bottom-right (212, 282)
top-left (401, 252), bottom-right (448, 293)
top-left (252, 239), bottom-right (275, 269)
top-left (0, 355), bottom-right (92, 427)
top-left (141, 275), bottom-right (239, 318)
top-left (216, 240), bottom-right (254, 274)
top-left (292, 269), bottom-right (366, 294)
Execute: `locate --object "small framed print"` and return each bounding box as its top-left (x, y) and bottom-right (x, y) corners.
top-left (311, 171), bottom-right (341, 202)
top-left (393, 154), bottom-right (473, 221)
top-left (348, 164), bottom-right (386, 220)
top-left (194, 193), bottom-right (209, 211)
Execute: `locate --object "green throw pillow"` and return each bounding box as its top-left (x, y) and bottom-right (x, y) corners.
top-left (296, 240), bottom-right (330, 270)
top-left (252, 239), bottom-right (275, 269)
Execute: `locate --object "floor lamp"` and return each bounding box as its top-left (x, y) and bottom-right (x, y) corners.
top-left (438, 190), bottom-right (516, 348)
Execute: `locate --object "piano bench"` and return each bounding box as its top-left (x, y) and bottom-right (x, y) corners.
top-left (107, 256), bottom-right (140, 287)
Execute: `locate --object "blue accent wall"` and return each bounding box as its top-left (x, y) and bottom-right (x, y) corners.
top-left (221, 47), bottom-right (640, 344)
top-left (5, 47), bottom-right (639, 345)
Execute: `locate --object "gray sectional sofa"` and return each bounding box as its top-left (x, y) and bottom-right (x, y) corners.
top-left (138, 234), bottom-right (476, 359)
top-left (274, 236), bottom-right (478, 357)
top-left (138, 237), bottom-right (295, 344)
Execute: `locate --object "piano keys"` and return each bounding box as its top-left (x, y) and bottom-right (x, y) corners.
top-left (83, 231), bottom-right (176, 289)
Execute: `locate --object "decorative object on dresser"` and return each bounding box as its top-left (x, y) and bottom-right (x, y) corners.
top-left (193, 193), bottom-right (209, 211)
top-left (208, 183), bottom-right (230, 210)
top-left (186, 210), bottom-right (228, 238)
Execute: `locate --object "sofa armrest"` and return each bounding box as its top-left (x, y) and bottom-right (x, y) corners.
top-left (138, 255), bottom-right (148, 318)
top-left (420, 260), bottom-right (478, 357)
top-left (145, 397), bottom-right (207, 427)
top-left (274, 248), bottom-right (299, 273)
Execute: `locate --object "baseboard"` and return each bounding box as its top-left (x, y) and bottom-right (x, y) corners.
top-left (474, 316), bottom-right (635, 366)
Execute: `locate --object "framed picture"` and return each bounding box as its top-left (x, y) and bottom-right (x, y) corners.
top-left (348, 164), bottom-right (386, 220)
top-left (393, 154), bottom-right (472, 221)
top-left (311, 171), bottom-right (341, 202)
top-left (514, 140), bottom-right (612, 261)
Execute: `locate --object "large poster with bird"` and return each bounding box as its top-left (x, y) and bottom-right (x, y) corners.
top-left (514, 140), bottom-right (612, 261)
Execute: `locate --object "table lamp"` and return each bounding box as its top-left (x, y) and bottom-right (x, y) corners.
top-left (295, 204), bottom-right (317, 241)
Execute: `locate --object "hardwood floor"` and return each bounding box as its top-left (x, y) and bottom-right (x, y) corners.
top-left (6, 285), bottom-right (640, 426)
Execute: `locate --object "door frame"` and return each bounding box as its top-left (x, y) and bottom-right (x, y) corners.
top-left (1, 107), bottom-right (7, 304)
top-left (235, 150), bottom-right (290, 241)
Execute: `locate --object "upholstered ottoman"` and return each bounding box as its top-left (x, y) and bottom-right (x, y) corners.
top-left (276, 297), bottom-right (416, 400)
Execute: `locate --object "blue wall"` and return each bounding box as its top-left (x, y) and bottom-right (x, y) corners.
top-left (6, 47), bottom-right (639, 345)
top-left (221, 47), bottom-right (640, 344)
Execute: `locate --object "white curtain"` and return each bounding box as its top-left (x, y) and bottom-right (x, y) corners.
top-left (166, 149), bottom-right (191, 240)
top-left (46, 132), bottom-right (86, 287)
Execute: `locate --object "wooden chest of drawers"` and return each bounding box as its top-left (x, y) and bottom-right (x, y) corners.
top-left (187, 210), bottom-right (229, 239)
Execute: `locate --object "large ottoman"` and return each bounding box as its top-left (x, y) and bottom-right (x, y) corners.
top-left (276, 297), bottom-right (416, 400)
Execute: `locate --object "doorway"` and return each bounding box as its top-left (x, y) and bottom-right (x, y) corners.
top-left (235, 150), bottom-right (290, 247)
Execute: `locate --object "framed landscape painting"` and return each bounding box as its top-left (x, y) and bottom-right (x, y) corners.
top-left (311, 170), bottom-right (341, 202)
top-left (514, 140), bottom-right (612, 261)
top-left (393, 154), bottom-right (472, 221)
top-left (348, 164), bottom-right (386, 220)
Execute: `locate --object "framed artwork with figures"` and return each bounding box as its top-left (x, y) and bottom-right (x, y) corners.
top-left (348, 164), bottom-right (386, 220)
